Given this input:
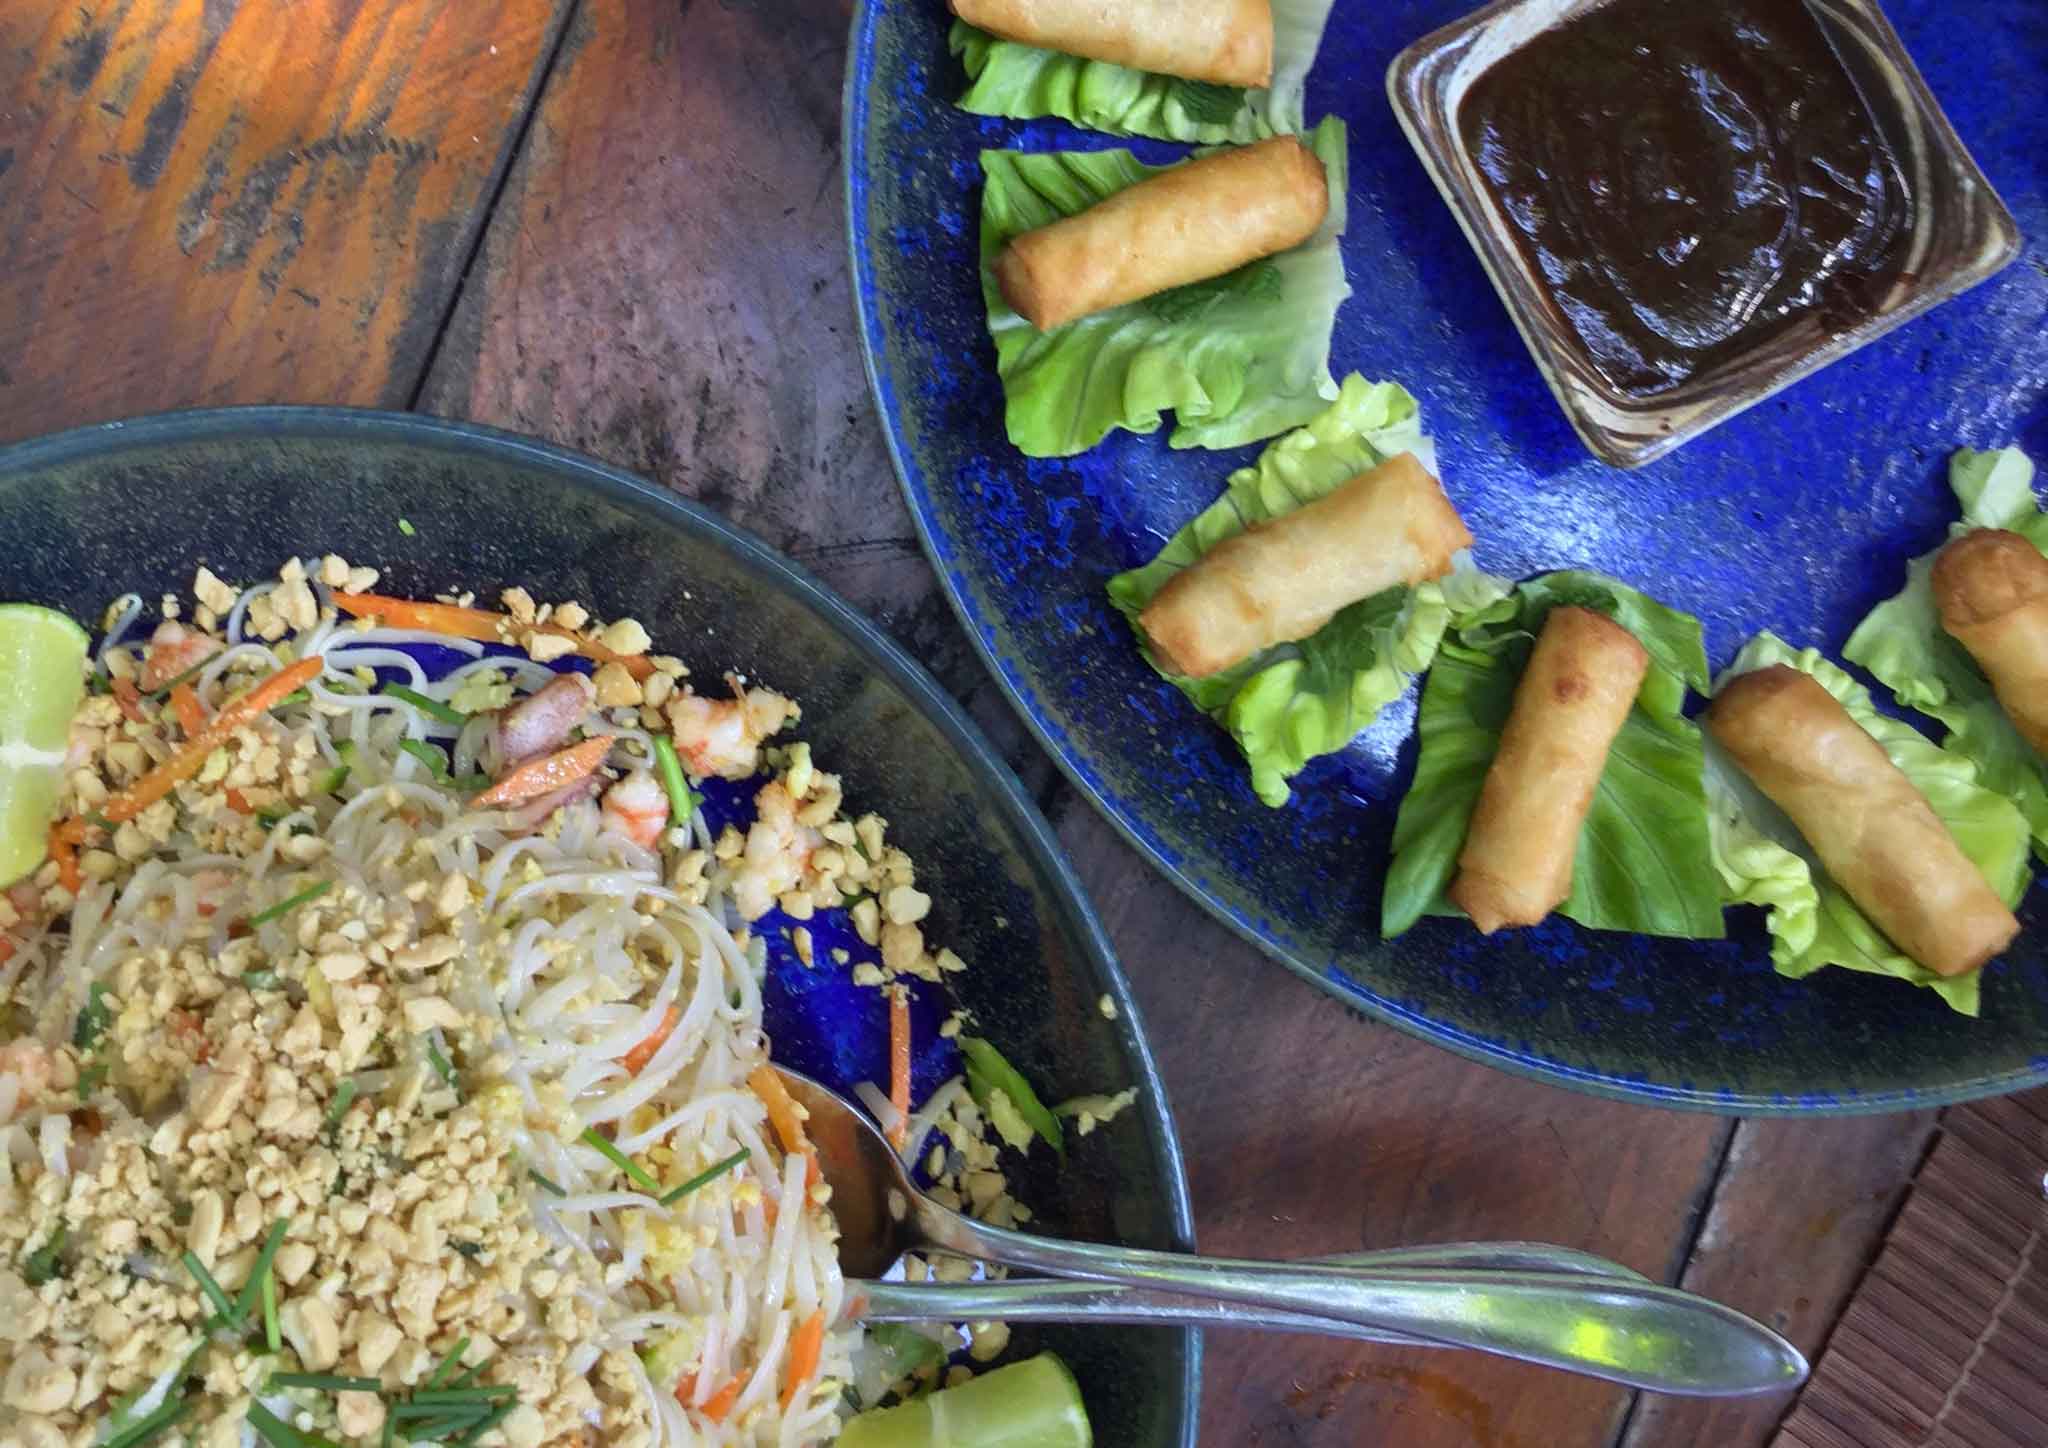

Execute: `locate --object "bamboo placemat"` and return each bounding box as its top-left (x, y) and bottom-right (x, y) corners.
top-left (1772, 1090), bottom-right (2048, 1448)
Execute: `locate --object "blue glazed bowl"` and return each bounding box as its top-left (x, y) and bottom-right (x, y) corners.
top-left (845, 0), bottom-right (2048, 1112)
top-left (0, 407), bottom-right (1201, 1448)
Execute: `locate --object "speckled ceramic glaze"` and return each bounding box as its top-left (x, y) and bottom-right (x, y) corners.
top-left (0, 408), bottom-right (1200, 1448)
top-left (845, 0), bottom-right (2048, 1111)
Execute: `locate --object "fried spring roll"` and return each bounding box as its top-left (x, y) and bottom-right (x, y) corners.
top-left (1932, 528), bottom-right (2048, 756)
top-left (1138, 452), bottom-right (1472, 679)
top-left (1705, 664), bottom-right (2019, 978)
top-left (994, 136), bottom-right (1327, 332)
top-left (1448, 607), bottom-right (1649, 933)
top-left (952, 0), bottom-right (1274, 88)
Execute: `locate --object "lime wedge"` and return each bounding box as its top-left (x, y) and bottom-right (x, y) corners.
top-left (0, 604), bottom-right (91, 888)
top-left (836, 1353), bottom-right (1092, 1448)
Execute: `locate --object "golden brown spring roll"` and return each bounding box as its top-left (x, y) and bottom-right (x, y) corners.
top-left (952, 0), bottom-right (1274, 88)
top-left (1138, 452), bottom-right (1472, 679)
top-left (994, 136), bottom-right (1326, 332)
top-left (1704, 664), bottom-right (2019, 978)
top-left (1448, 607), bottom-right (1649, 934)
top-left (1932, 528), bottom-right (2048, 756)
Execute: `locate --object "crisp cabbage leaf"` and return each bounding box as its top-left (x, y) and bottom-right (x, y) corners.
top-left (1844, 447), bottom-right (2048, 860)
top-left (1705, 632), bottom-right (2031, 1016)
top-left (980, 118), bottom-right (1349, 458)
top-left (1107, 376), bottom-right (1506, 806)
top-left (1381, 572), bottom-right (1723, 940)
top-left (949, 0), bottom-right (1337, 142)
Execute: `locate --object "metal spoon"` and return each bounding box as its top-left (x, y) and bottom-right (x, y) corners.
top-left (782, 1070), bottom-right (1806, 1397)
top-left (854, 1241), bottom-right (1649, 1347)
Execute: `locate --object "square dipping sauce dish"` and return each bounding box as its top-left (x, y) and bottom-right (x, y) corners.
top-left (1387, 0), bottom-right (2022, 468)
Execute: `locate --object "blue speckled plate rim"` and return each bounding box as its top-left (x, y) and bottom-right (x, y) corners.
top-left (839, 4), bottom-right (2048, 1118)
top-left (0, 403), bottom-right (1205, 1438)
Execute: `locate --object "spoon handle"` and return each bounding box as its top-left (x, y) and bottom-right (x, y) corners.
top-left (853, 1242), bottom-right (1647, 1346)
top-left (915, 1208), bottom-right (1805, 1397)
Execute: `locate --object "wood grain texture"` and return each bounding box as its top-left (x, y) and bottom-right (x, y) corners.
top-left (1616, 1113), bottom-right (1938, 1448)
top-left (417, 2), bottom-right (1786, 1445)
top-left (0, 0), bottom-right (570, 442)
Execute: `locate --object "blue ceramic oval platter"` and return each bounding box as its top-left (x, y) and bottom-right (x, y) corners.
top-left (845, 0), bottom-right (2048, 1111)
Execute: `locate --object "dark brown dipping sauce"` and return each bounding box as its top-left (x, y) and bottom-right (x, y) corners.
top-left (1458, 0), bottom-right (1913, 398)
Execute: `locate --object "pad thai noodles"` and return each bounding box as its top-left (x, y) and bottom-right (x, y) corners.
top-left (0, 559), bottom-right (1104, 1448)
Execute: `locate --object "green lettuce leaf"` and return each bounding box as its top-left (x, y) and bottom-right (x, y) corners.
top-left (1381, 572), bottom-right (1723, 940)
top-left (1843, 447), bottom-right (2048, 861)
top-left (1705, 632), bottom-right (2032, 1016)
top-left (1107, 375), bottom-right (1507, 806)
top-left (949, 0), bottom-right (1337, 143)
top-left (980, 117), bottom-right (1349, 458)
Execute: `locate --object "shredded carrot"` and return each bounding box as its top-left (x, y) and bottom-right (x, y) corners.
top-left (781, 1310), bottom-right (827, 1413)
top-left (622, 1004), bottom-right (681, 1075)
top-left (887, 988), bottom-right (912, 1152)
top-left (223, 788), bottom-right (253, 815)
top-left (749, 1064), bottom-right (824, 1201)
top-left (471, 734), bottom-right (615, 809)
top-left (0, 939), bottom-right (13, 965)
top-left (332, 592), bottom-right (656, 679)
top-left (98, 657), bottom-right (324, 825)
top-left (47, 823), bottom-right (81, 895)
top-left (169, 682), bottom-right (206, 736)
top-left (110, 676), bottom-right (147, 725)
top-left (691, 1372), bottom-right (746, 1422)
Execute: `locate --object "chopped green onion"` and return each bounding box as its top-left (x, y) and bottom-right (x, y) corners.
top-left (233, 1219), bottom-right (292, 1321)
top-left (180, 1250), bottom-right (240, 1327)
top-left (579, 1127), bottom-right (663, 1195)
top-left (425, 1041), bottom-right (459, 1092)
top-left (659, 1147), bottom-right (750, 1206)
top-left (451, 1400), bottom-right (517, 1447)
top-left (450, 1240), bottom-right (482, 1258)
top-left (254, 803), bottom-right (293, 828)
top-left (73, 982), bottom-right (112, 1050)
top-left (21, 1225), bottom-right (67, 1285)
top-left (103, 1395), bottom-right (193, 1448)
top-left (398, 739), bottom-right (491, 792)
top-left (315, 763), bottom-right (351, 794)
top-left (651, 735), bottom-right (700, 825)
top-left (323, 1080), bottom-right (358, 1140)
top-left (269, 1372), bottom-right (382, 1392)
top-left (247, 1399), bottom-right (344, 1448)
top-left (398, 518), bottom-right (417, 537)
top-left (423, 1337), bottom-right (472, 1392)
top-left (147, 653), bottom-right (218, 699)
top-left (959, 1036), bottom-right (1065, 1156)
top-left (246, 880), bottom-right (331, 927)
top-left (276, 689), bottom-right (310, 707)
top-left (76, 1060), bottom-right (109, 1098)
top-left (262, 1268), bottom-right (280, 1351)
top-left (384, 684), bottom-right (469, 727)
top-left (86, 810), bottom-right (116, 831)
top-left (411, 1387), bottom-right (515, 1405)
top-left (527, 1169), bottom-right (565, 1197)
top-left (241, 970), bottom-right (282, 990)
top-left (381, 1414), bottom-right (396, 1448)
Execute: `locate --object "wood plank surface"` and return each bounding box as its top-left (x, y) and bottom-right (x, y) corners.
top-left (0, 0), bottom-right (571, 442)
top-left (418, 3), bottom-right (1747, 1443)
top-left (1615, 1113), bottom-right (1938, 1448)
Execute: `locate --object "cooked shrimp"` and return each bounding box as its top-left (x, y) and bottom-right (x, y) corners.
top-left (601, 771), bottom-right (670, 850)
top-left (497, 672), bottom-right (596, 764)
top-left (137, 620), bottom-right (219, 691)
top-left (667, 685), bottom-right (794, 780)
top-left (731, 781), bottom-right (820, 920)
top-left (0, 1039), bottom-right (54, 1114)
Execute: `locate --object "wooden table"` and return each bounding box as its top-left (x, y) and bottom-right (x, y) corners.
top-left (0, 3), bottom-right (1948, 1443)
